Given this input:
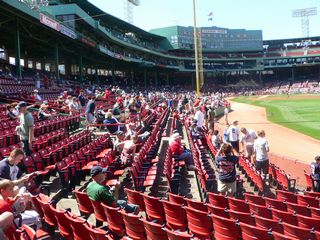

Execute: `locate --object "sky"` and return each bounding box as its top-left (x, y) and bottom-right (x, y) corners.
top-left (88, 0), bottom-right (320, 40)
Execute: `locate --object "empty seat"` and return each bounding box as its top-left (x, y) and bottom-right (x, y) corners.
top-left (264, 197), bottom-right (287, 211)
top-left (271, 208), bottom-right (297, 225)
top-left (185, 198), bottom-right (207, 212)
top-left (185, 206), bottom-right (213, 239)
top-left (254, 215), bottom-right (283, 233)
top-left (124, 188), bottom-right (146, 211)
top-left (206, 204), bottom-right (229, 218)
top-left (228, 209), bottom-right (255, 225)
top-left (165, 228), bottom-right (194, 240)
top-left (297, 195), bottom-right (319, 208)
top-left (101, 203), bottom-right (125, 237)
top-left (248, 202), bottom-right (272, 219)
top-left (276, 190), bottom-right (297, 203)
top-left (162, 200), bottom-right (187, 231)
top-left (211, 214), bottom-right (241, 240)
top-left (167, 192), bottom-right (186, 205)
top-left (282, 222), bottom-right (314, 240)
top-left (286, 201), bottom-right (311, 217)
top-left (121, 210), bottom-right (146, 240)
top-left (207, 192), bottom-right (228, 208)
top-left (141, 218), bottom-right (167, 240)
top-left (296, 214), bottom-right (320, 231)
top-left (142, 194), bottom-right (165, 223)
top-left (272, 231), bottom-right (299, 240)
top-left (244, 192), bottom-right (265, 206)
top-left (228, 197), bottom-right (250, 213)
top-left (73, 189), bottom-right (94, 216)
top-left (239, 222), bottom-right (271, 240)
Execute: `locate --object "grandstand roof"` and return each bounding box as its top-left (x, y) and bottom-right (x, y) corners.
top-left (264, 36), bottom-right (320, 45)
top-left (69, 0), bottom-right (165, 41)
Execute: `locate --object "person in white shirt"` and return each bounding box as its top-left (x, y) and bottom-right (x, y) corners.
top-left (194, 107), bottom-right (204, 130)
top-left (240, 128), bottom-right (257, 161)
top-left (224, 107), bottom-right (229, 125)
top-left (227, 120), bottom-right (240, 153)
top-left (253, 130), bottom-right (270, 176)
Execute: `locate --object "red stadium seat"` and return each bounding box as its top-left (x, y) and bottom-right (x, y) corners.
top-left (167, 192), bottom-right (186, 205)
top-left (101, 203), bottom-right (125, 237)
top-left (254, 215), bottom-right (283, 233)
top-left (19, 224), bottom-right (49, 240)
top-left (211, 214), bottom-right (241, 240)
top-left (286, 201), bottom-right (311, 216)
top-left (50, 206), bottom-right (73, 240)
top-left (272, 231), bottom-right (299, 240)
top-left (73, 189), bottom-right (94, 216)
top-left (297, 194), bottom-right (319, 208)
top-left (296, 214), bottom-right (320, 231)
top-left (276, 190), bottom-right (297, 203)
top-left (185, 198), bottom-right (207, 212)
top-left (124, 188), bottom-right (146, 211)
top-left (207, 192), bottom-right (228, 208)
top-left (248, 202), bottom-right (272, 219)
top-left (282, 222), bottom-right (314, 240)
top-left (165, 228), bottom-right (194, 240)
top-left (185, 206), bottom-right (213, 239)
top-left (121, 211), bottom-right (146, 239)
top-left (227, 197), bottom-right (250, 213)
top-left (228, 209), bottom-right (255, 225)
top-left (239, 222), bottom-right (271, 240)
top-left (264, 197), bottom-right (287, 211)
top-left (271, 208), bottom-right (297, 225)
top-left (84, 223), bottom-right (111, 240)
top-left (90, 199), bottom-right (108, 226)
top-left (206, 204), bottom-right (229, 218)
top-left (244, 192), bottom-right (266, 206)
top-left (162, 200), bottom-right (187, 231)
top-left (142, 193), bottom-right (165, 223)
top-left (141, 218), bottom-right (167, 240)
top-left (64, 213), bottom-right (92, 240)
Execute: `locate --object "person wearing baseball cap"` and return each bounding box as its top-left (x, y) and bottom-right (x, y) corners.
top-left (311, 156), bottom-right (320, 192)
top-left (86, 166), bottom-right (139, 215)
top-left (16, 102), bottom-right (34, 156)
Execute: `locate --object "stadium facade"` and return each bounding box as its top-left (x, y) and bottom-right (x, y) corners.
top-left (1, 0), bottom-right (320, 88)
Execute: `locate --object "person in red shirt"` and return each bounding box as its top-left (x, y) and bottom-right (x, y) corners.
top-left (169, 133), bottom-right (196, 171)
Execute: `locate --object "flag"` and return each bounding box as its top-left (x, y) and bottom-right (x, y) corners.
top-left (208, 12), bottom-right (213, 16)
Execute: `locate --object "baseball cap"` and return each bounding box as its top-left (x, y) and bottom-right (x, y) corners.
top-left (90, 166), bottom-right (108, 177)
top-left (315, 156), bottom-right (320, 161)
top-left (16, 101), bottom-right (28, 109)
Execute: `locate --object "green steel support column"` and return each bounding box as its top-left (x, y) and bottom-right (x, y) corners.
top-left (154, 70), bottom-right (158, 86)
top-left (79, 55), bottom-right (83, 82)
top-left (15, 19), bottom-right (22, 80)
top-left (143, 68), bottom-right (147, 88)
top-left (166, 72), bottom-right (169, 86)
top-left (55, 43), bottom-right (60, 81)
top-left (95, 65), bottom-right (99, 84)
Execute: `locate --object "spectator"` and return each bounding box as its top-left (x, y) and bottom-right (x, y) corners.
top-left (207, 105), bottom-right (216, 131)
top-left (0, 179), bottom-right (41, 228)
top-left (169, 133), bottom-right (196, 171)
top-left (103, 112), bottom-right (120, 134)
top-left (189, 119), bottom-right (201, 139)
top-left (240, 127), bottom-right (257, 161)
top-left (311, 156), bottom-right (320, 192)
top-left (224, 106), bottom-right (229, 125)
top-left (6, 104), bottom-right (19, 120)
top-left (211, 130), bottom-right (222, 149)
top-left (34, 72), bottom-right (40, 89)
top-left (68, 97), bottom-right (80, 115)
top-left (15, 102), bottom-right (34, 156)
top-left (85, 96), bottom-right (96, 125)
top-left (194, 106), bottom-right (204, 130)
top-left (226, 120), bottom-right (240, 153)
top-left (253, 130), bottom-right (270, 177)
top-left (78, 90), bottom-right (86, 109)
top-left (38, 103), bottom-right (53, 121)
top-left (33, 90), bottom-right (42, 102)
top-left (119, 134), bottom-right (138, 165)
top-left (215, 143), bottom-right (238, 196)
top-left (86, 166), bottom-right (138, 213)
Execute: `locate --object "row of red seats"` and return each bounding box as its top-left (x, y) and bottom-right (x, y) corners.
top-left (124, 189), bottom-right (308, 240)
top-left (164, 147), bottom-right (184, 194)
top-left (269, 163), bottom-right (296, 191)
top-left (129, 108), bottom-right (169, 191)
top-left (185, 121), bottom-right (217, 194)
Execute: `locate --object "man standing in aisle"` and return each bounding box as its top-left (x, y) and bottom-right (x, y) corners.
top-left (16, 102), bottom-right (34, 156)
top-left (226, 120), bottom-right (240, 153)
top-left (240, 127), bottom-right (257, 161)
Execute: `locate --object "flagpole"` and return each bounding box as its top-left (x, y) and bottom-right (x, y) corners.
top-left (193, 0), bottom-right (200, 96)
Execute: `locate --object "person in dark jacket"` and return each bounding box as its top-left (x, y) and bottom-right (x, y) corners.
top-left (311, 156), bottom-right (320, 192)
top-left (215, 143), bottom-right (238, 196)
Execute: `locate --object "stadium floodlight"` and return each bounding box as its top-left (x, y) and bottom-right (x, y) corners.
top-left (124, 0), bottom-right (140, 24)
top-left (292, 7), bottom-right (317, 37)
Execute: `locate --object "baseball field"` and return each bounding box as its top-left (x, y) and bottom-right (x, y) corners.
top-left (233, 94), bottom-right (320, 140)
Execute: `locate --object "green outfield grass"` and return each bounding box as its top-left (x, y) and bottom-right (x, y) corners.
top-left (233, 95), bottom-right (320, 140)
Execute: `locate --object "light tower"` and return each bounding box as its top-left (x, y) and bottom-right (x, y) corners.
top-left (292, 7), bottom-right (317, 37)
top-left (124, 0), bottom-right (140, 24)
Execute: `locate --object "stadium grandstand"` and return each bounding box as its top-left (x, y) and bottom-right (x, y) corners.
top-left (0, 0), bottom-right (320, 239)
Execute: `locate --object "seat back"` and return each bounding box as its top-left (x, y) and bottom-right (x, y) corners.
top-left (142, 194), bottom-right (165, 223)
top-left (276, 190), bottom-right (297, 203)
top-left (167, 192), bottom-right (186, 205)
top-left (162, 200), bottom-right (187, 231)
top-left (141, 218), bottom-right (167, 240)
top-left (90, 199), bottom-right (108, 223)
top-left (101, 203), bottom-right (125, 236)
top-left (50, 206), bottom-right (73, 239)
top-left (239, 222), bottom-right (271, 240)
top-left (282, 222), bottom-right (314, 239)
top-left (65, 213), bottom-right (91, 240)
top-left (120, 210), bottom-right (146, 239)
top-left (244, 193), bottom-right (265, 206)
top-left (124, 188), bottom-right (145, 211)
top-left (207, 192), bottom-right (228, 208)
top-left (84, 223), bottom-right (108, 240)
top-left (254, 215), bottom-right (283, 233)
top-left (73, 190), bottom-right (94, 215)
top-left (185, 198), bottom-right (207, 212)
top-left (271, 208), bottom-right (297, 225)
top-left (211, 213), bottom-right (241, 240)
top-left (227, 197), bottom-right (250, 213)
top-left (165, 228), bottom-right (193, 240)
top-left (185, 206), bottom-right (213, 239)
